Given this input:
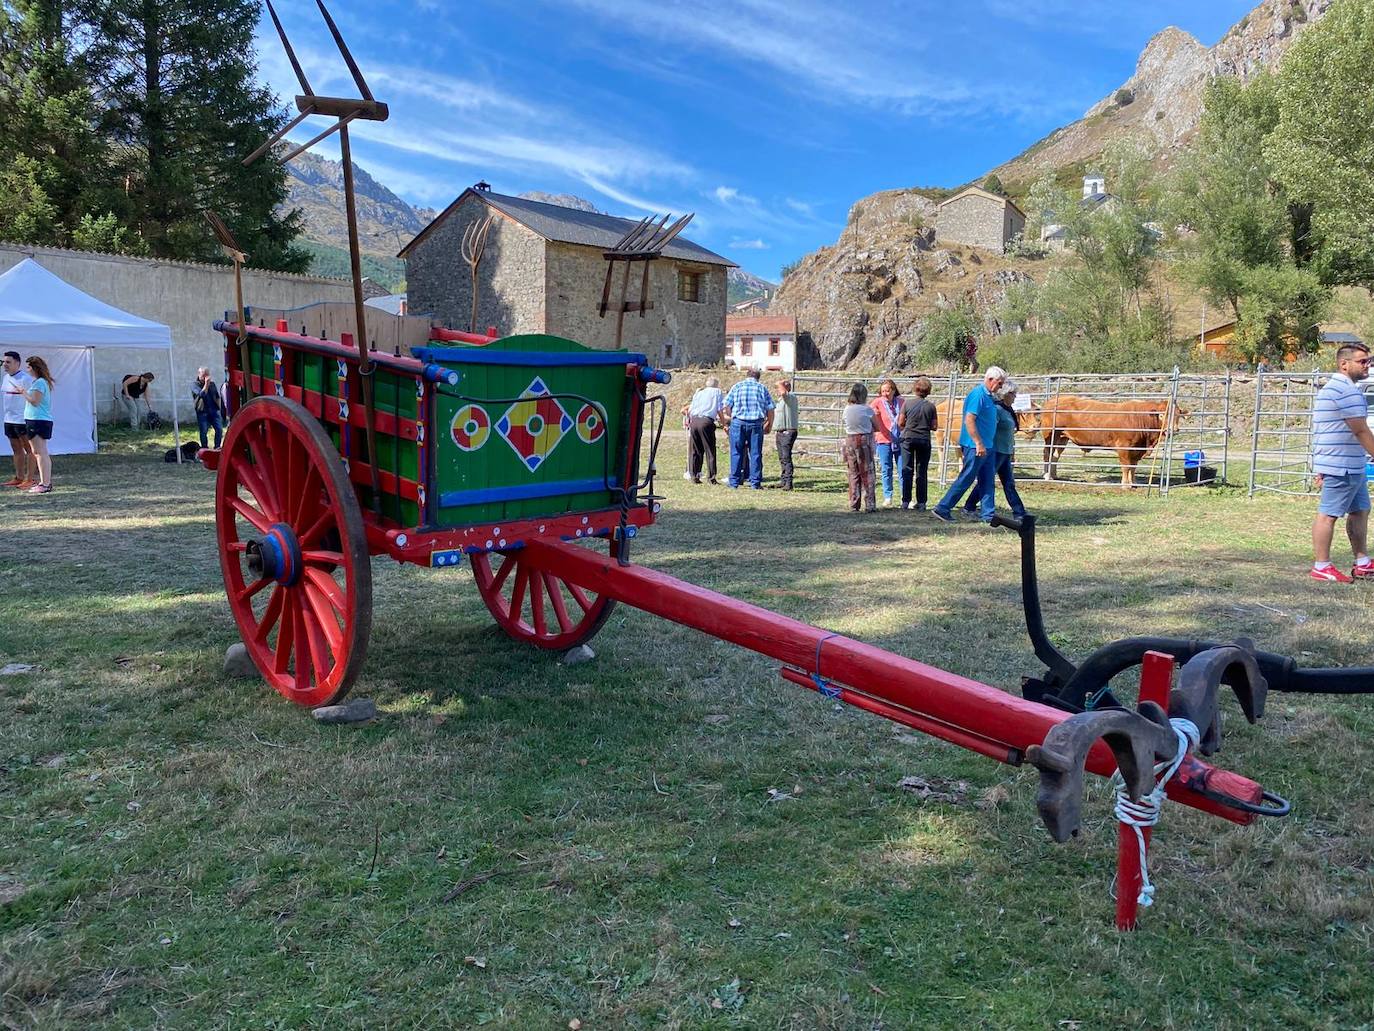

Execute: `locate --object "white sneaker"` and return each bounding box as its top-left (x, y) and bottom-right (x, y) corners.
top-left (881, 497), bottom-right (893, 507)
top-left (682, 471), bottom-right (693, 480)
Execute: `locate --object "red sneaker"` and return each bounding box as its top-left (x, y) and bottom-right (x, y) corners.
top-left (1353, 562), bottom-right (1374, 579)
top-left (2, 476), bottom-right (20, 486)
top-left (1311, 565), bottom-right (1353, 583)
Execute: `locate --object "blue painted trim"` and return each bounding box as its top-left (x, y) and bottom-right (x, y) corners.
top-left (414, 346), bottom-right (646, 368)
top-left (438, 476), bottom-right (618, 507)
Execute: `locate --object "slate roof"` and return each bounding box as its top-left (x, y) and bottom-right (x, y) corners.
top-left (1321, 331), bottom-right (1364, 344)
top-left (364, 293), bottom-right (406, 315)
top-left (399, 188), bottom-right (735, 267)
top-left (1080, 192), bottom-right (1117, 210)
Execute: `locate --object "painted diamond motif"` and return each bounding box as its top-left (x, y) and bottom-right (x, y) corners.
top-left (495, 376), bottom-right (573, 473)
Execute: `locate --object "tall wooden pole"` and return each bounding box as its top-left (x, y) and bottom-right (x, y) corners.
top-left (339, 124), bottom-right (382, 512)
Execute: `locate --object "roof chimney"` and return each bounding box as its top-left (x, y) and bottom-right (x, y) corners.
top-left (1083, 173), bottom-right (1105, 199)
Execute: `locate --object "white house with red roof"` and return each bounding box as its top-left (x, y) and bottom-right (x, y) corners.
top-left (724, 315), bottom-right (798, 372)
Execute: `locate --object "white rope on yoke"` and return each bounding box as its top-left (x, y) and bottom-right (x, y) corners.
top-left (1111, 717), bottom-right (1201, 909)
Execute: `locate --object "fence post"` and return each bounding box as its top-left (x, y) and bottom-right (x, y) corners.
top-left (1161, 367), bottom-right (1181, 497)
top-left (1046, 374), bottom-right (1063, 481)
top-left (1248, 371), bottom-right (1263, 497)
top-left (1221, 369), bottom-right (1232, 485)
top-left (939, 368), bottom-right (957, 486)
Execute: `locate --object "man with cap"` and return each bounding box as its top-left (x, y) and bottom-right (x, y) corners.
top-left (931, 365), bottom-right (1008, 524)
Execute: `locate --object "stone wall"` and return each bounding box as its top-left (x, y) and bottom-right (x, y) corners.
top-left (936, 193), bottom-right (1012, 253)
top-left (404, 197), bottom-right (545, 336)
top-left (1003, 204), bottom-right (1026, 248)
top-left (544, 243), bottom-right (726, 365)
top-left (0, 244), bottom-right (354, 420)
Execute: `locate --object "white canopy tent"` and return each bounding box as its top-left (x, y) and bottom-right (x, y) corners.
top-left (0, 258), bottom-right (181, 456)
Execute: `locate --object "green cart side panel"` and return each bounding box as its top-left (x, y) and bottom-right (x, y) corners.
top-left (426, 334), bottom-right (638, 527)
top-left (241, 336), bottom-right (421, 527)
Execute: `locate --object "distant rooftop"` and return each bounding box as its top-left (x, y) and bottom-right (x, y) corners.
top-left (400, 188), bottom-right (734, 267)
top-left (726, 315), bottom-right (796, 336)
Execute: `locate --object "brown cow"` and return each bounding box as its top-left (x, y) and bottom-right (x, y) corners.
top-left (932, 397), bottom-right (1041, 442)
top-left (1039, 396), bottom-right (1184, 486)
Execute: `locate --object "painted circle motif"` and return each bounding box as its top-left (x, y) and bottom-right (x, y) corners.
top-left (576, 403), bottom-right (606, 444)
top-left (451, 404), bottom-right (490, 451)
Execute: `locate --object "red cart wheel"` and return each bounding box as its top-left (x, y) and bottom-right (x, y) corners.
top-left (215, 395), bottom-right (372, 706)
top-left (471, 538), bottom-right (620, 650)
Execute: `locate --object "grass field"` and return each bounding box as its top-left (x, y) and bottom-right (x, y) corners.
top-left (2, 429), bottom-right (1372, 1029)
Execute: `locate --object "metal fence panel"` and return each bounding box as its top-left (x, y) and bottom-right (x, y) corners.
top-left (789, 368), bottom-right (1355, 498)
top-left (1248, 371), bottom-right (1324, 498)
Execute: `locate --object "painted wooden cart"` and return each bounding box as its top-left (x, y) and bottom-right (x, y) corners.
top-left (205, 317), bottom-right (666, 708)
top-left (204, 313), bottom-right (1290, 928)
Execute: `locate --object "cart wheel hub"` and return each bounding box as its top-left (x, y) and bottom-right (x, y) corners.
top-left (247, 522), bottom-right (303, 587)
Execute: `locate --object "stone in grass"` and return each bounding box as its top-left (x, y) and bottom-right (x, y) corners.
top-left (223, 642), bottom-right (260, 679)
top-left (312, 698), bottom-right (378, 724)
top-left (561, 644), bottom-right (595, 666)
top-left (0, 662), bottom-right (36, 676)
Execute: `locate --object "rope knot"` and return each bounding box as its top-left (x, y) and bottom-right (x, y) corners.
top-left (1111, 717), bottom-right (1199, 907)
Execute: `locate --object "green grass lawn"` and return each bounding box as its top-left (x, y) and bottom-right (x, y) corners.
top-left (1, 429), bottom-right (1372, 1029)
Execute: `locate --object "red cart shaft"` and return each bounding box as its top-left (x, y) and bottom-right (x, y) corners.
top-left (527, 538), bottom-right (1262, 825)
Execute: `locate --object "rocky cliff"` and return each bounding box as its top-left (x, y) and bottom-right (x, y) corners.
top-left (769, 188), bottom-right (1040, 369)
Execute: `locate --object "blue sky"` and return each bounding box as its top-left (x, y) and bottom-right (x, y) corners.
top-left (258, 0), bottom-right (1257, 281)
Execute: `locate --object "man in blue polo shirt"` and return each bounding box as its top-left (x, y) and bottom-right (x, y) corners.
top-left (720, 368), bottom-right (775, 489)
top-left (932, 366), bottom-right (1006, 523)
top-left (1311, 342), bottom-right (1374, 582)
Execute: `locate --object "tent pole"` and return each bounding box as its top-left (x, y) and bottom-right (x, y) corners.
top-left (89, 347), bottom-right (99, 451)
top-left (167, 342), bottom-right (183, 463)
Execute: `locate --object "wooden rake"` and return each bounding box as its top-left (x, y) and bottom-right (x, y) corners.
top-left (598, 212), bottom-right (693, 348)
top-left (462, 214), bottom-right (494, 334)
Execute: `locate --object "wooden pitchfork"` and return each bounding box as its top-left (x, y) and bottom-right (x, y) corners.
top-left (598, 212), bottom-right (693, 348)
top-left (462, 214), bottom-right (494, 334)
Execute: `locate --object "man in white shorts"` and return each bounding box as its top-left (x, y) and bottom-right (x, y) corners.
top-left (1, 351), bottom-right (35, 488)
top-left (1311, 342), bottom-right (1374, 582)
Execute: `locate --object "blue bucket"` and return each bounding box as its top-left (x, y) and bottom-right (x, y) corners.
top-left (1184, 450), bottom-right (1205, 469)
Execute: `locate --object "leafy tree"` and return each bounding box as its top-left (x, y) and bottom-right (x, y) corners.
top-left (916, 305), bottom-right (978, 368)
top-left (79, 0), bottom-right (308, 270)
top-left (1268, 0), bottom-right (1374, 289)
top-left (981, 173), bottom-right (1005, 196)
top-left (1168, 75), bottom-right (1328, 363)
top-left (0, 0), bottom-right (127, 246)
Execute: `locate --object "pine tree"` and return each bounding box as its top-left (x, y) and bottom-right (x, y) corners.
top-left (79, 0), bottom-right (308, 270)
top-left (0, 0), bottom-right (126, 246)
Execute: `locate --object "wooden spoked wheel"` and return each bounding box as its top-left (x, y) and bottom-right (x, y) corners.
top-left (471, 538), bottom-right (620, 650)
top-left (215, 396), bottom-right (372, 707)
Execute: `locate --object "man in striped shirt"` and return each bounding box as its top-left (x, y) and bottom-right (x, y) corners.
top-left (1311, 342), bottom-right (1374, 582)
top-left (720, 368), bottom-right (775, 489)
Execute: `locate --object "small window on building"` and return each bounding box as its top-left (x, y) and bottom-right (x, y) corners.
top-left (741, 337), bottom-right (753, 357)
top-left (768, 338), bottom-right (780, 356)
top-left (663, 342), bottom-right (675, 363)
top-left (677, 269), bottom-right (703, 303)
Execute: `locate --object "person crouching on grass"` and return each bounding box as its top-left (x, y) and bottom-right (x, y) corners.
top-left (22, 355), bottom-right (55, 494)
top-left (841, 382), bottom-right (877, 513)
top-left (2, 350), bottom-right (36, 489)
top-left (1310, 342), bottom-right (1374, 581)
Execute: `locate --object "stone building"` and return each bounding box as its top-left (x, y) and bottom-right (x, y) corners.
top-left (935, 187), bottom-right (1026, 253)
top-left (401, 188), bottom-right (734, 366)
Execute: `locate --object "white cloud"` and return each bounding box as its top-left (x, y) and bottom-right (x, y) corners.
top-left (729, 238), bottom-right (769, 250)
top-left (714, 186), bottom-right (740, 203)
top-left (785, 198), bottom-right (814, 215)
